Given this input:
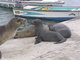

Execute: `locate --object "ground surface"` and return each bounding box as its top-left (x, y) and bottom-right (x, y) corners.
top-left (1, 19), bottom-right (80, 60)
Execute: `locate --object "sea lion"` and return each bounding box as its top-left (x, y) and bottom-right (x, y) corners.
top-left (14, 25), bottom-right (36, 38)
top-left (32, 20), bottom-right (67, 44)
top-left (0, 17), bottom-right (26, 45)
top-left (14, 24), bottom-right (49, 38)
top-left (0, 17), bottom-right (26, 58)
top-left (14, 20), bottom-right (71, 39)
top-left (48, 23), bottom-right (71, 38)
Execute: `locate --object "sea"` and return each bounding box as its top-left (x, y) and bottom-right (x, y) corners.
top-left (0, 7), bottom-right (14, 25)
top-left (0, 7), bottom-right (64, 29)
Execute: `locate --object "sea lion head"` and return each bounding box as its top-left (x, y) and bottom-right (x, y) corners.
top-left (8, 17), bottom-right (26, 28)
top-left (32, 20), bottom-right (42, 25)
top-left (48, 24), bottom-right (55, 31)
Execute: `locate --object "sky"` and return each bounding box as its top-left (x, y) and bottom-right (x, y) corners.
top-left (64, 0), bottom-right (80, 6)
top-left (43, 0), bottom-right (80, 6)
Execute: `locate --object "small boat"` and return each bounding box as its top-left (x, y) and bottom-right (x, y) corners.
top-left (13, 6), bottom-right (80, 21)
top-left (13, 0), bottom-right (80, 21)
top-left (19, 0), bottom-right (64, 7)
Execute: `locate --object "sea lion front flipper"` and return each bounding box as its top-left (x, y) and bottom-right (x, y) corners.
top-left (35, 37), bottom-right (42, 44)
top-left (0, 51), bottom-right (2, 59)
top-left (55, 32), bottom-right (67, 43)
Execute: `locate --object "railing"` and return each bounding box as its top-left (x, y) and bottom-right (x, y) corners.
top-left (0, 0), bottom-right (20, 3)
top-left (0, 0), bottom-right (17, 8)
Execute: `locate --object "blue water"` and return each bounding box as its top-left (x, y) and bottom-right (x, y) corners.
top-left (0, 7), bottom-right (14, 25)
top-left (0, 7), bottom-right (62, 26)
top-left (0, 7), bottom-right (66, 32)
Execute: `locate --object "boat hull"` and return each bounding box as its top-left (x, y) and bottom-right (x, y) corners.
top-left (13, 9), bottom-right (80, 21)
top-left (15, 15), bottom-right (74, 21)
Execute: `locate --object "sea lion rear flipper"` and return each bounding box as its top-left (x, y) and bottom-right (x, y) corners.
top-left (35, 37), bottom-right (42, 44)
top-left (55, 32), bottom-right (67, 43)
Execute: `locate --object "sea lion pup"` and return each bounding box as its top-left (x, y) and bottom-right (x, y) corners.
top-left (48, 23), bottom-right (71, 38)
top-left (32, 20), bottom-right (67, 44)
top-left (14, 23), bottom-right (49, 38)
top-left (14, 25), bottom-right (36, 38)
top-left (0, 17), bottom-right (26, 58)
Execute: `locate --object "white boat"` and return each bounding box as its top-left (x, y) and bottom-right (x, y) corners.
top-left (19, 0), bottom-right (64, 7)
top-left (13, 6), bottom-right (80, 21)
top-left (13, 0), bottom-right (80, 21)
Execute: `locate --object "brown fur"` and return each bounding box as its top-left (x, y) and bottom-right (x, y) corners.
top-left (0, 17), bottom-right (26, 59)
top-left (14, 25), bottom-right (36, 38)
top-left (0, 17), bottom-right (26, 45)
top-left (14, 25), bottom-right (49, 38)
